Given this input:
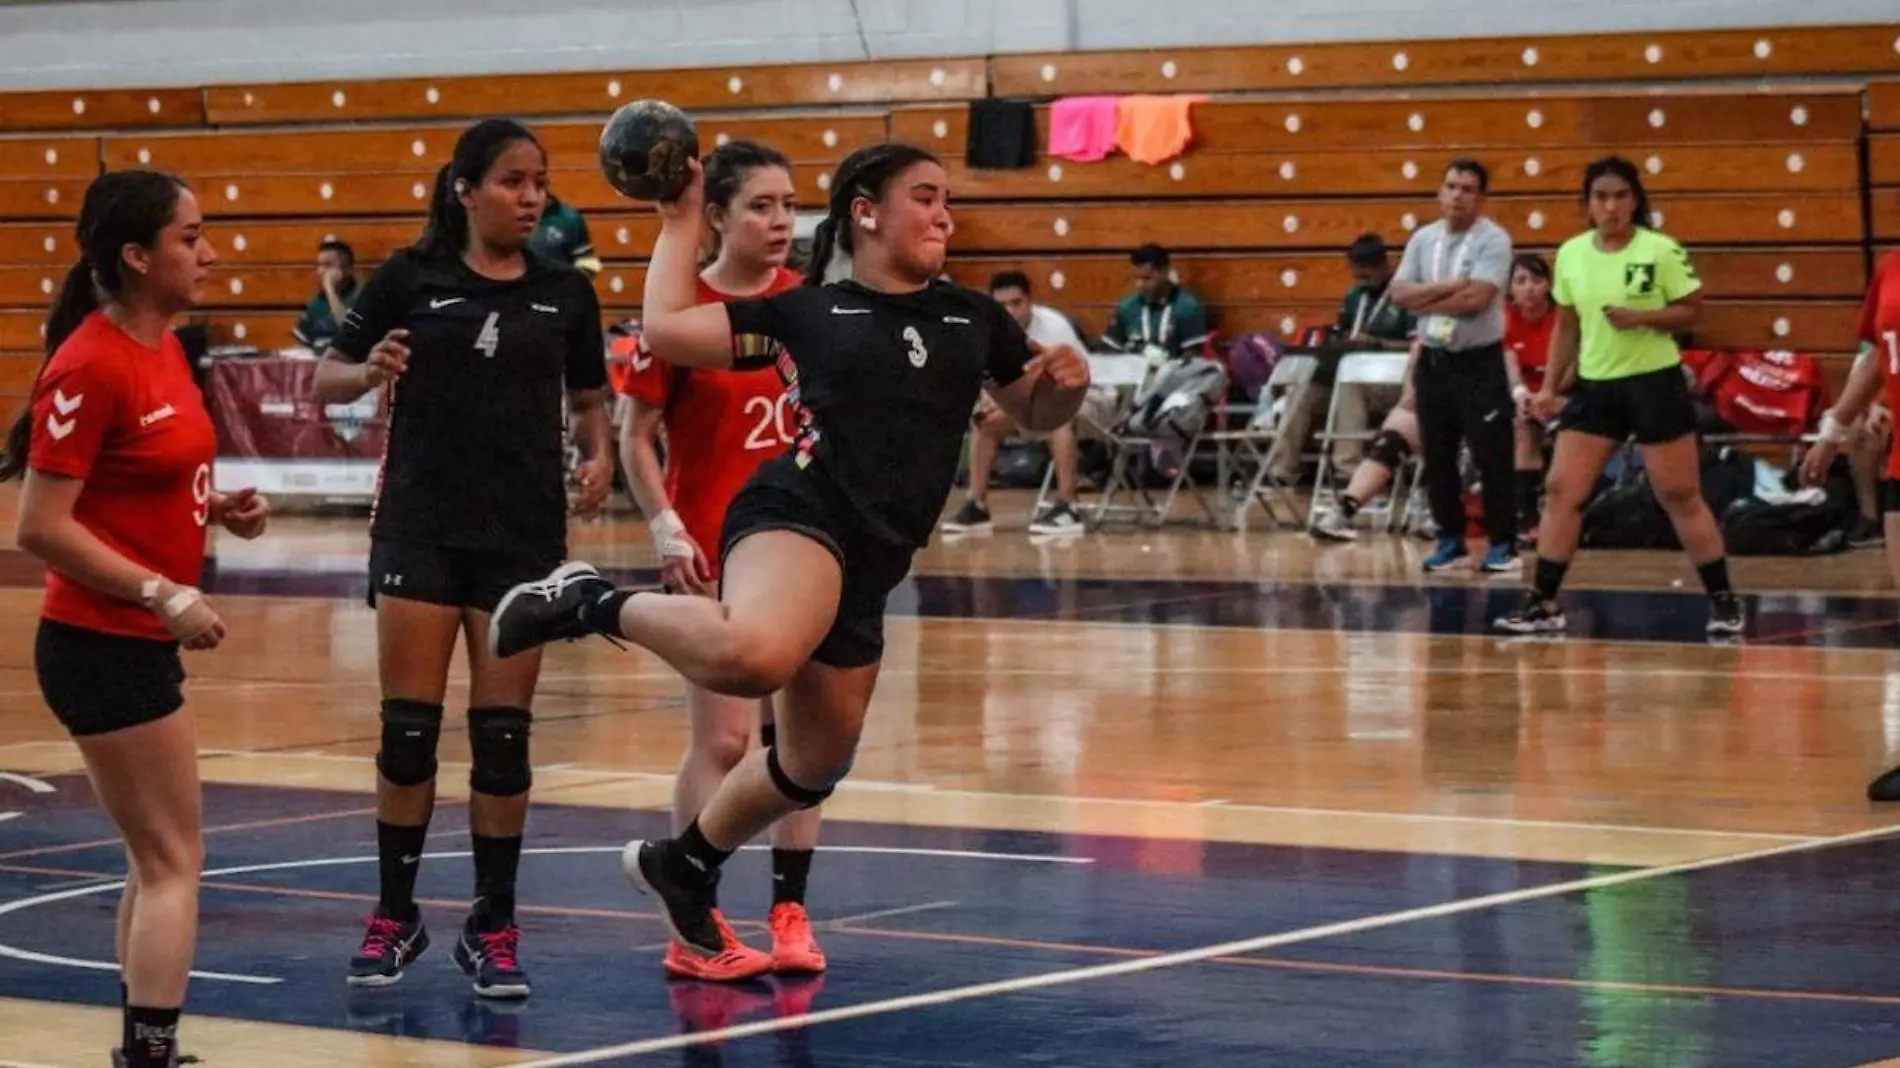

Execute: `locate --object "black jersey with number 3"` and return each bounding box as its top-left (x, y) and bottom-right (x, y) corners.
top-left (725, 279), bottom-right (1033, 547)
top-left (331, 249), bottom-right (606, 554)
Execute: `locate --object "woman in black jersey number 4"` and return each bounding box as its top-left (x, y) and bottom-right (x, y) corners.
top-left (490, 142), bottom-right (1091, 960)
top-left (312, 119), bottom-right (613, 998)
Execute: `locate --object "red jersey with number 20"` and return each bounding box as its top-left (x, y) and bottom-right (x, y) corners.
top-left (27, 312), bottom-right (217, 640)
top-left (1858, 251), bottom-right (1900, 479)
top-left (624, 268), bottom-right (802, 567)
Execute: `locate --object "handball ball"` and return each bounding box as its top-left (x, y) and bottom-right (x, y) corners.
top-left (599, 100), bottom-right (699, 202)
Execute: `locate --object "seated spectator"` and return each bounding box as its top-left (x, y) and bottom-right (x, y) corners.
top-left (1505, 252), bottom-right (1556, 540)
top-left (1271, 233), bottom-right (1415, 486)
top-left (1312, 344), bottom-right (1423, 542)
top-left (944, 272), bottom-right (1088, 536)
top-left (1101, 244), bottom-right (1210, 361)
top-left (292, 238), bottom-right (358, 351)
top-left (531, 193), bottom-right (602, 276)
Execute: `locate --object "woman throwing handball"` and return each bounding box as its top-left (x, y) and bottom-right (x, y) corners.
top-left (490, 118), bottom-right (1091, 964)
top-left (619, 140), bottom-right (826, 981)
top-left (3, 169), bottom-right (270, 1068)
top-left (312, 118), bottom-right (613, 999)
top-left (1801, 242), bottom-right (1900, 799)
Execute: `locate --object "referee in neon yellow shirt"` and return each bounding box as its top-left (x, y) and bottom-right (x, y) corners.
top-left (1495, 156), bottom-right (1743, 637)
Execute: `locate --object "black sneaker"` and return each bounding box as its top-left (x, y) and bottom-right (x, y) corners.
top-left (488, 561), bottom-right (616, 660)
top-left (621, 839), bottom-right (723, 956)
top-left (453, 915), bottom-right (531, 1000)
top-left (1868, 764), bottom-right (1900, 802)
top-left (1028, 502), bottom-right (1084, 536)
top-left (1849, 516), bottom-right (1885, 549)
top-left (1707, 592), bottom-right (1746, 637)
top-left (1494, 594), bottom-right (1567, 634)
top-left (941, 499), bottom-right (993, 534)
top-left (347, 909), bottom-right (429, 987)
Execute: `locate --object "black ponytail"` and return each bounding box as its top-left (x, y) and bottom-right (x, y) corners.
top-left (410, 118), bottom-right (543, 261)
top-left (1581, 155), bottom-right (1655, 232)
top-left (0, 169), bottom-right (185, 483)
top-left (802, 142), bottom-right (941, 286)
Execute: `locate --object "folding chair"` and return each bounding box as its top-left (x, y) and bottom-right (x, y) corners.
top-left (1069, 354), bottom-right (1170, 529)
top-left (1306, 351), bottom-right (1416, 535)
top-left (1189, 354), bottom-right (1318, 531)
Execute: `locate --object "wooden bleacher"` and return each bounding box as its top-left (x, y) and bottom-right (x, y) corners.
top-left (0, 20), bottom-right (1897, 423)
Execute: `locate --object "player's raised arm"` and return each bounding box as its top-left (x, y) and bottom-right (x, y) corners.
top-left (640, 162), bottom-right (741, 369)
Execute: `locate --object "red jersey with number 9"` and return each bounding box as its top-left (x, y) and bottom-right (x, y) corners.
top-left (1859, 251), bottom-right (1900, 478)
top-left (623, 269), bottom-right (801, 568)
top-left (27, 312), bottom-right (217, 640)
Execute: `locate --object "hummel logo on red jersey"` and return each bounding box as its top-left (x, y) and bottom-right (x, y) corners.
top-left (46, 389), bottom-right (81, 441)
top-left (830, 307), bottom-right (872, 316)
top-left (140, 404), bottom-right (176, 427)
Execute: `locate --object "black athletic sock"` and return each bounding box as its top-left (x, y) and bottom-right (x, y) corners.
top-left (376, 820), bottom-right (428, 920)
top-left (471, 833), bottom-right (523, 929)
top-left (123, 1005), bottom-right (179, 1068)
top-left (772, 848), bottom-right (814, 907)
top-left (1337, 494), bottom-right (1361, 521)
top-left (579, 588), bottom-right (635, 637)
top-left (1515, 469), bottom-right (1543, 529)
top-left (1696, 558), bottom-right (1733, 598)
top-left (676, 819), bottom-right (734, 879)
top-left (1531, 557), bottom-right (1570, 603)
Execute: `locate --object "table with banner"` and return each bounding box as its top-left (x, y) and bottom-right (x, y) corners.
top-left (203, 351), bottom-right (385, 500)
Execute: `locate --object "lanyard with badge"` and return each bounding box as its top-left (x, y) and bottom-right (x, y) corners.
top-left (1424, 232), bottom-right (1471, 348)
top-left (1138, 301), bottom-right (1174, 367)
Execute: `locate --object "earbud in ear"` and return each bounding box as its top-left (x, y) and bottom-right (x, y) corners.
top-left (859, 216), bottom-right (877, 232)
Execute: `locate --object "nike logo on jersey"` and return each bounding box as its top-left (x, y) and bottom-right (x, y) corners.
top-left (942, 315), bottom-right (971, 325)
top-left (429, 297), bottom-right (466, 309)
top-left (139, 404), bottom-right (176, 427)
top-left (52, 389), bottom-right (82, 416)
top-left (830, 307), bottom-right (872, 315)
top-left (531, 302), bottom-right (560, 314)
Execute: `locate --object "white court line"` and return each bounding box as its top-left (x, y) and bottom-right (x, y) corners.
top-left (0, 1059), bottom-right (70, 1068)
top-left (505, 819), bottom-right (1900, 1067)
top-left (0, 774), bottom-right (54, 794)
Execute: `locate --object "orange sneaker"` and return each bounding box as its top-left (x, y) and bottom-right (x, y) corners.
top-left (768, 902), bottom-right (827, 974)
top-left (661, 910), bottom-right (775, 982)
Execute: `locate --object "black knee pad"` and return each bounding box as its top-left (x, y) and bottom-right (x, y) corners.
top-left (377, 699), bottom-right (443, 787)
top-left (1368, 428), bottom-right (1413, 470)
top-left (765, 745), bottom-right (840, 810)
top-left (468, 706), bottom-right (533, 798)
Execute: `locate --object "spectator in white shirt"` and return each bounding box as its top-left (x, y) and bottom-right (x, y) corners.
top-left (943, 272), bottom-right (1088, 535)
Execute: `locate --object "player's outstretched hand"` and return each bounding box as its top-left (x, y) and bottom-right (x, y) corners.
top-left (214, 486), bottom-right (271, 540)
top-left (655, 159), bottom-right (705, 223)
top-left (363, 329), bottom-right (410, 388)
top-left (1025, 342), bottom-right (1091, 390)
top-left (569, 456), bottom-right (613, 519)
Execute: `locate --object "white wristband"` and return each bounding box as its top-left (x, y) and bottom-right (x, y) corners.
top-left (647, 508), bottom-right (694, 559)
top-left (1819, 413), bottom-right (1852, 445)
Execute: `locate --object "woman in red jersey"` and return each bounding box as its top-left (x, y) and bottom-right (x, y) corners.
top-left (0, 170), bottom-right (269, 1068)
top-left (1505, 253), bottom-right (1556, 540)
top-left (1802, 243), bottom-right (1900, 800)
top-left (620, 141), bottom-right (821, 982)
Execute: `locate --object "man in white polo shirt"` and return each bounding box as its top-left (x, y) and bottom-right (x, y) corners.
top-left (1391, 158), bottom-right (1522, 574)
top-left (943, 272), bottom-right (1089, 536)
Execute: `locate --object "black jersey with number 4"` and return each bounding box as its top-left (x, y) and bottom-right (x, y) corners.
top-left (331, 248), bottom-right (607, 555)
top-left (725, 279), bottom-right (1033, 547)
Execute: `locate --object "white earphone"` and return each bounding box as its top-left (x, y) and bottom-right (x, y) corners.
top-left (858, 216), bottom-right (877, 232)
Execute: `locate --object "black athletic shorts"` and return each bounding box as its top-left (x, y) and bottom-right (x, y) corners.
top-left (35, 618), bottom-right (185, 737)
top-left (1555, 364), bottom-right (1698, 446)
top-left (368, 539), bottom-right (564, 614)
top-left (720, 469), bottom-right (916, 670)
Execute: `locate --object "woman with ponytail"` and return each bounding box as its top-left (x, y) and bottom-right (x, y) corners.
top-left (618, 139), bottom-right (822, 981)
top-left (1496, 155), bottom-right (1740, 636)
top-left (489, 141), bottom-right (1092, 964)
top-left (5, 169), bottom-right (268, 1068)
top-left (311, 118), bottom-right (612, 999)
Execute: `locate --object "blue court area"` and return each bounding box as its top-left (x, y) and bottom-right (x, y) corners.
top-left (4, 780), bottom-right (1900, 1066)
top-left (199, 563), bottom-right (1900, 650)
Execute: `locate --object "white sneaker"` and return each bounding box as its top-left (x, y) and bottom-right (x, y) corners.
top-left (1311, 509), bottom-right (1358, 542)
